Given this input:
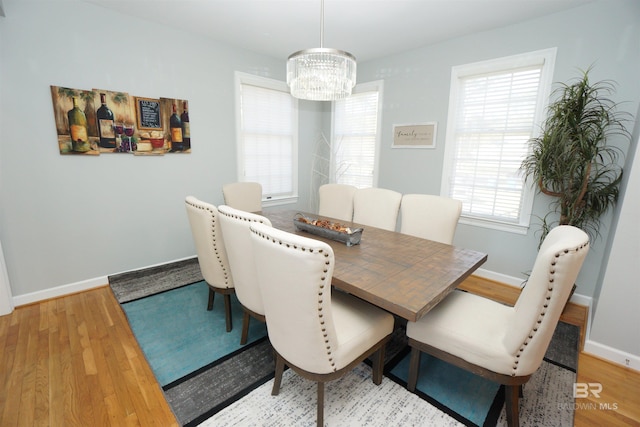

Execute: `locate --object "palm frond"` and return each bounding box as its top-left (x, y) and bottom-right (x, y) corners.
top-left (520, 67), bottom-right (632, 246)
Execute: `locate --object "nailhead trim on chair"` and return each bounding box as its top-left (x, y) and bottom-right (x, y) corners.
top-left (216, 208), bottom-right (269, 285)
top-left (186, 199), bottom-right (232, 288)
top-left (220, 209), bottom-right (269, 225)
top-left (252, 228), bottom-right (337, 371)
top-left (511, 242), bottom-right (589, 376)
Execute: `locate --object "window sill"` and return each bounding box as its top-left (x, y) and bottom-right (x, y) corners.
top-left (459, 216), bottom-right (529, 235)
top-left (262, 196), bottom-right (298, 208)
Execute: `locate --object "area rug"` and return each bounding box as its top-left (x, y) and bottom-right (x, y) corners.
top-left (388, 321), bottom-right (579, 426)
top-left (109, 257), bottom-right (203, 303)
top-left (200, 328), bottom-right (577, 427)
top-left (201, 356), bottom-right (574, 427)
top-left (110, 261), bottom-right (273, 426)
top-left (202, 363), bottom-right (464, 427)
top-left (120, 281), bottom-right (268, 385)
top-left (110, 259), bottom-right (579, 427)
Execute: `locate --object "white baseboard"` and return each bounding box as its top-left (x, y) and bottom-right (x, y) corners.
top-left (473, 268), bottom-right (593, 307)
top-left (583, 339), bottom-right (640, 372)
top-left (12, 276), bottom-right (108, 307)
top-left (567, 292), bottom-right (591, 307)
top-left (11, 255), bottom-right (198, 307)
top-left (473, 267), bottom-right (527, 288)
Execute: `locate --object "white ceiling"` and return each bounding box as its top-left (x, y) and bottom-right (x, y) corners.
top-left (84, 0), bottom-right (595, 62)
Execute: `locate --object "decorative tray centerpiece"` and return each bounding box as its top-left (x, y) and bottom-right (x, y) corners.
top-left (293, 214), bottom-right (363, 246)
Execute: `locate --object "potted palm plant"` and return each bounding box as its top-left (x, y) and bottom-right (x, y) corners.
top-left (521, 68), bottom-right (632, 247)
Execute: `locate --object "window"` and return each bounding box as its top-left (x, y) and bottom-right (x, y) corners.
top-left (441, 48), bottom-right (556, 233)
top-left (331, 80), bottom-right (384, 188)
top-left (235, 72), bottom-right (298, 205)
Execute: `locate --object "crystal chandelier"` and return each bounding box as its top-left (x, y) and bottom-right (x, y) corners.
top-left (286, 0), bottom-right (356, 101)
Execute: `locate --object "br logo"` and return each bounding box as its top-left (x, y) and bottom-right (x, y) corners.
top-left (573, 382), bottom-right (602, 398)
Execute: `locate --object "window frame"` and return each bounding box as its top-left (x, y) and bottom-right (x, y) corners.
top-left (235, 71), bottom-right (299, 207)
top-left (440, 48), bottom-right (557, 234)
top-left (330, 80), bottom-right (384, 189)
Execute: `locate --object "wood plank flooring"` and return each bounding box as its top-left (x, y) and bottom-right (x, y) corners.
top-left (0, 286), bottom-right (178, 427)
top-left (0, 278), bottom-right (638, 426)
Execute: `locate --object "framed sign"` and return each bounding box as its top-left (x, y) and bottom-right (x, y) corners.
top-left (135, 97), bottom-right (162, 130)
top-left (392, 122), bottom-right (437, 148)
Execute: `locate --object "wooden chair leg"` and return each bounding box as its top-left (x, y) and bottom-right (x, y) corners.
top-left (371, 346), bottom-right (386, 385)
top-left (407, 346), bottom-right (421, 392)
top-left (272, 353), bottom-right (285, 396)
top-left (240, 310), bottom-right (251, 345)
top-left (223, 294), bottom-right (232, 332)
top-left (505, 384), bottom-right (520, 427)
top-left (317, 381), bottom-right (324, 427)
top-left (207, 288), bottom-right (215, 311)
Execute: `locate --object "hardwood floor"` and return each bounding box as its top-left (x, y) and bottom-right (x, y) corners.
top-left (0, 278), bottom-right (637, 426)
top-left (0, 286), bottom-right (178, 427)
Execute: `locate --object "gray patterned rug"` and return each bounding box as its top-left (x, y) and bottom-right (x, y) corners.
top-left (202, 362), bottom-right (463, 427)
top-left (109, 259), bottom-right (578, 427)
top-left (199, 327), bottom-right (577, 427)
top-left (201, 358), bottom-right (574, 427)
top-left (109, 257), bottom-right (203, 303)
top-left (166, 337), bottom-right (275, 426)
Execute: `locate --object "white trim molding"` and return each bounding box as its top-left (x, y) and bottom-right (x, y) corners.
top-left (12, 276), bottom-right (107, 307)
top-left (472, 267), bottom-right (593, 307)
top-left (10, 255), bottom-right (199, 307)
top-left (0, 240), bottom-right (15, 315)
top-left (584, 340), bottom-right (640, 372)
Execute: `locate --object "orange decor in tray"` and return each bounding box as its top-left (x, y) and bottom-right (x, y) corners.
top-left (293, 214), bottom-right (363, 246)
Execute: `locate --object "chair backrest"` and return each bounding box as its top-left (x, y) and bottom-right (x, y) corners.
top-left (505, 225), bottom-right (589, 376)
top-left (352, 187), bottom-right (402, 231)
top-left (217, 204), bottom-right (271, 315)
top-left (184, 196), bottom-right (234, 289)
top-left (222, 182), bottom-right (262, 212)
top-left (250, 222), bottom-right (339, 374)
top-left (399, 194), bottom-right (462, 244)
top-left (318, 183), bottom-right (357, 222)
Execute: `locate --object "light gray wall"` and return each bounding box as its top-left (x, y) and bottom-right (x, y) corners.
top-left (1, 0), bottom-right (638, 313)
top-left (588, 103), bottom-right (640, 361)
top-left (359, 0), bottom-right (640, 297)
top-left (0, 0), bottom-right (318, 297)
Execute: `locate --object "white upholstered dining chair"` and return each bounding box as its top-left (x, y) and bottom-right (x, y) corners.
top-left (406, 225), bottom-right (589, 427)
top-left (217, 204), bottom-right (271, 345)
top-left (222, 181), bottom-right (262, 212)
top-left (318, 183), bottom-right (357, 222)
top-left (249, 222), bottom-right (395, 426)
top-left (352, 187), bottom-right (402, 231)
top-left (399, 194), bottom-right (462, 244)
top-left (184, 196), bottom-right (235, 332)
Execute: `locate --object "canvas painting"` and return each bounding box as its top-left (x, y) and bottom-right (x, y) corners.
top-left (50, 86), bottom-right (100, 155)
top-left (51, 85), bottom-right (191, 155)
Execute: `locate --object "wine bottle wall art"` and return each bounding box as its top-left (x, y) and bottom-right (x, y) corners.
top-left (50, 85), bottom-right (192, 156)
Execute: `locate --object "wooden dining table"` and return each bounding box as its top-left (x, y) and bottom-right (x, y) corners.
top-left (262, 209), bottom-right (488, 322)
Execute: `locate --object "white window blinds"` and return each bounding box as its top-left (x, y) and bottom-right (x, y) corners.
top-left (442, 49), bottom-right (556, 232)
top-left (237, 74), bottom-right (298, 201)
top-left (332, 85), bottom-right (381, 188)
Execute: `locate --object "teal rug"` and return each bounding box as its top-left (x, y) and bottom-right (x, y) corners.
top-left (389, 351), bottom-right (502, 426)
top-left (121, 281), bottom-right (267, 386)
top-left (386, 321), bottom-right (579, 426)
